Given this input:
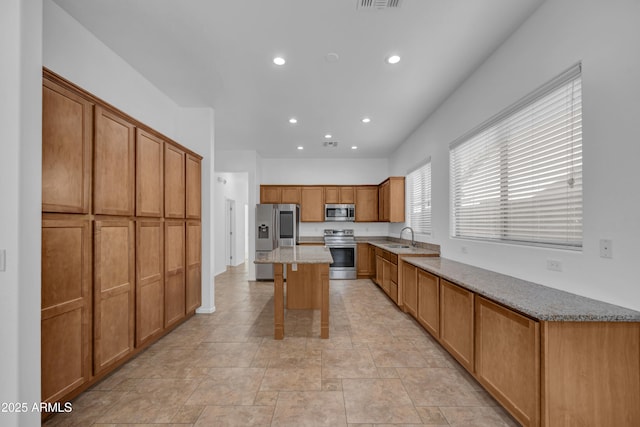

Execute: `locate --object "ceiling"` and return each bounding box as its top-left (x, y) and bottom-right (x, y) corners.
top-left (51, 0), bottom-right (544, 159)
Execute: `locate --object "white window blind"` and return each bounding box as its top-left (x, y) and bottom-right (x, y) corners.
top-left (406, 160), bottom-right (432, 235)
top-left (450, 64), bottom-right (582, 249)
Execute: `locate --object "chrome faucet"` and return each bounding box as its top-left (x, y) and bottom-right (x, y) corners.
top-left (400, 226), bottom-right (415, 247)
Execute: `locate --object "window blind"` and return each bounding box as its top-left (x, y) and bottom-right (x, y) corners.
top-left (450, 64), bottom-right (582, 248)
top-left (406, 160), bottom-right (432, 235)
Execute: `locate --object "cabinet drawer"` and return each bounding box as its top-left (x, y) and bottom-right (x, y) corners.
top-left (383, 251), bottom-right (398, 264)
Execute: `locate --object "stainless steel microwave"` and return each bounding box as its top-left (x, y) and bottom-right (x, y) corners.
top-left (325, 204), bottom-right (355, 222)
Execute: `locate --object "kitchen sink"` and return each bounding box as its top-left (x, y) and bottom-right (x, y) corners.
top-left (387, 244), bottom-right (410, 248)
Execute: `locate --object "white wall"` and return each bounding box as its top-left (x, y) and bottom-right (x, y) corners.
top-left (213, 172), bottom-right (248, 274)
top-left (389, 0), bottom-right (640, 311)
top-left (0, 1), bottom-right (42, 426)
top-left (43, 0), bottom-right (216, 313)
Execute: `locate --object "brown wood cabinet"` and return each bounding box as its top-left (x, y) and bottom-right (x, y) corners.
top-left (93, 107), bottom-right (135, 216)
top-left (378, 177), bottom-right (405, 222)
top-left (285, 264), bottom-right (323, 310)
top-left (301, 186), bottom-right (324, 222)
top-left (402, 263), bottom-right (418, 318)
top-left (165, 220), bottom-right (186, 327)
top-left (136, 129), bottom-right (164, 217)
top-left (42, 80), bottom-right (93, 214)
top-left (186, 221), bottom-right (202, 314)
top-left (93, 219), bottom-right (135, 374)
top-left (355, 186), bottom-right (378, 222)
top-left (135, 219), bottom-right (164, 347)
top-left (475, 297), bottom-right (540, 427)
top-left (260, 186), bottom-right (281, 204)
top-left (41, 218), bottom-right (92, 403)
top-left (325, 186), bottom-right (355, 204)
top-left (281, 186), bottom-right (301, 204)
top-left (186, 154), bottom-right (201, 219)
top-left (417, 270), bottom-right (440, 337)
top-left (164, 143), bottom-right (186, 218)
top-left (439, 279), bottom-right (474, 372)
top-left (356, 243), bottom-right (375, 278)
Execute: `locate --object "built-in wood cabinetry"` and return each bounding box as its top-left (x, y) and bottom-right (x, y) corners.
top-left (41, 69), bottom-right (202, 410)
top-left (439, 279), bottom-right (474, 372)
top-left (42, 80), bottom-right (92, 214)
top-left (475, 297), bottom-right (540, 427)
top-left (417, 270), bottom-right (440, 337)
top-left (402, 263), bottom-right (418, 318)
top-left (355, 186), bottom-right (378, 222)
top-left (93, 107), bottom-right (136, 216)
top-left (281, 186), bottom-right (301, 204)
top-left (260, 186), bottom-right (281, 204)
top-left (165, 144), bottom-right (186, 219)
top-left (378, 177), bottom-right (405, 222)
top-left (93, 219), bottom-right (135, 375)
top-left (135, 220), bottom-right (164, 347)
top-left (41, 218), bottom-right (91, 403)
top-left (136, 129), bottom-right (164, 217)
top-left (301, 186), bottom-right (325, 222)
top-left (324, 186), bottom-right (355, 204)
top-left (374, 248), bottom-right (399, 304)
top-left (356, 243), bottom-right (375, 278)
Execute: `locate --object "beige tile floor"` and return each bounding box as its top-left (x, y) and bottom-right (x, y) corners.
top-left (45, 263), bottom-right (519, 426)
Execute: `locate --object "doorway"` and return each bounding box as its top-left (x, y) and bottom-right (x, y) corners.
top-left (225, 198), bottom-right (235, 266)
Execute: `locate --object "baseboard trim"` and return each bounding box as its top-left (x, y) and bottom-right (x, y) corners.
top-left (196, 306), bottom-right (216, 314)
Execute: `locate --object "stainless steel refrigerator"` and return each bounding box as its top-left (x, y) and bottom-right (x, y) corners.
top-left (255, 204), bottom-right (300, 280)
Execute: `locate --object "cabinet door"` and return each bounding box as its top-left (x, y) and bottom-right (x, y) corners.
top-left (375, 254), bottom-right (383, 286)
top-left (324, 187), bottom-right (339, 204)
top-left (382, 258), bottom-right (391, 295)
top-left (340, 186), bottom-right (355, 204)
top-left (42, 79), bottom-right (92, 213)
top-left (41, 219), bottom-right (91, 403)
top-left (93, 219), bottom-right (135, 374)
top-left (417, 270), bottom-right (440, 338)
top-left (186, 154), bottom-right (201, 219)
top-left (301, 186), bottom-right (324, 222)
top-left (388, 177), bottom-right (406, 223)
top-left (94, 107), bottom-right (135, 216)
top-left (356, 243), bottom-right (370, 276)
top-left (260, 186), bottom-right (281, 204)
top-left (186, 221), bottom-right (202, 314)
top-left (281, 187), bottom-right (301, 204)
top-left (135, 220), bottom-right (164, 347)
top-left (475, 297), bottom-right (540, 427)
top-left (402, 263), bottom-right (418, 318)
top-left (165, 143), bottom-right (186, 218)
top-left (355, 186), bottom-right (378, 222)
top-left (378, 181), bottom-right (389, 221)
top-left (440, 279), bottom-right (474, 371)
top-left (136, 129), bottom-right (164, 217)
top-left (165, 220), bottom-right (186, 327)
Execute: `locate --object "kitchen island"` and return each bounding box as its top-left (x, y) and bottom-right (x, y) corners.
top-left (255, 245), bottom-right (333, 339)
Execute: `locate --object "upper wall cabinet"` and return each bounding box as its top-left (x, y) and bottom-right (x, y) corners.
top-left (94, 106), bottom-right (135, 216)
top-left (355, 186), bottom-right (378, 222)
top-left (136, 129), bottom-right (164, 218)
top-left (301, 186), bottom-right (325, 222)
top-left (42, 79), bottom-right (93, 214)
top-left (379, 177), bottom-right (405, 223)
top-left (281, 187), bottom-right (301, 204)
top-left (325, 186), bottom-right (355, 204)
top-left (186, 154), bottom-right (202, 219)
top-left (164, 143), bottom-right (186, 218)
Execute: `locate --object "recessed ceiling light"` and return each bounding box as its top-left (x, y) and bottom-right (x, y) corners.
top-left (351, 146), bottom-right (358, 150)
top-left (289, 117), bottom-right (297, 124)
top-left (324, 134), bottom-right (332, 139)
top-left (273, 56), bottom-right (286, 66)
top-left (297, 146), bottom-right (304, 150)
top-left (386, 55), bottom-right (401, 64)
top-left (361, 117), bottom-right (371, 123)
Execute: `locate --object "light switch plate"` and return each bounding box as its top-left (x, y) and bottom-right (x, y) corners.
top-left (600, 239), bottom-right (613, 258)
top-left (0, 249), bottom-right (5, 272)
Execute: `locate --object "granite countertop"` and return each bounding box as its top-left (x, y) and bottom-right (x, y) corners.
top-left (254, 246), bottom-right (333, 264)
top-left (365, 240), bottom-right (440, 257)
top-left (404, 257), bottom-right (640, 322)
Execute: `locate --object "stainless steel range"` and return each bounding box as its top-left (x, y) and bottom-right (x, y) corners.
top-left (323, 229), bottom-right (357, 280)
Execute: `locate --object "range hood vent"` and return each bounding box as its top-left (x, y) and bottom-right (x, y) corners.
top-left (357, 0), bottom-right (403, 10)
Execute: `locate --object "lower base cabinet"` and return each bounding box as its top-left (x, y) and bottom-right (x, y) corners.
top-left (136, 220), bottom-right (164, 347)
top-left (402, 263), bottom-right (418, 317)
top-left (417, 269), bottom-right (439, 337)
top-left (439, 279), bottom-right (474, 372)
top-left (165, 220), bottom-right (186, 328)
top-left (186, 221), bottom-right (202, 314)
top-left (475, 296), bottom-right (540, 427)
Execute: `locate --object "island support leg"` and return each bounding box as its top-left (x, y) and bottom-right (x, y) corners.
top-left (274, 263), bottom-right (284, 340)
top-left (320, 264), bottom-right (329, 339)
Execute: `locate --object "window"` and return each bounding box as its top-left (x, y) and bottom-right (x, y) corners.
top-left (450, 64), bottom-right (582, 249)
top-left (406, 160), bottom-right (432, 235)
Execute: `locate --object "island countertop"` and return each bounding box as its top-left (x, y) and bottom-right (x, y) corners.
top-left (254, 245), bottom-right (333, 264)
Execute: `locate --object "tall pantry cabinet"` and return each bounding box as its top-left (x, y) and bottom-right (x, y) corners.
top-left (41, 69), bottom-right (203, 407)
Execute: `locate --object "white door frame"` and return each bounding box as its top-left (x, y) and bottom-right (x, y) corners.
top-left (225, 198), bottom-right (235, 266)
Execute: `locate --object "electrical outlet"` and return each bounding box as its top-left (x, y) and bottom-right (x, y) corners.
top-left (292, 263), bottom-right (298, 271)
top-left (547, 259), bottom-right (562, 272)
top-left (600, 239), bottom-right (613, 258)
top-left (0, 249), bottom-right (5, 272)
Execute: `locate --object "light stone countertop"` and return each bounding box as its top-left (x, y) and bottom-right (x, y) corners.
top-left (404, 257), bottom-right (640, 322)
top-left (365, 240), bottom-right (440, 257)
top-left (254, 246), bottom-right (333, 264)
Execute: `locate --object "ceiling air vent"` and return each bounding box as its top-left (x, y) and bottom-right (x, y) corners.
top-left (357, 0), bottom-right (403, 10)
top-left (323, 141), bottom-right (339, 148)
